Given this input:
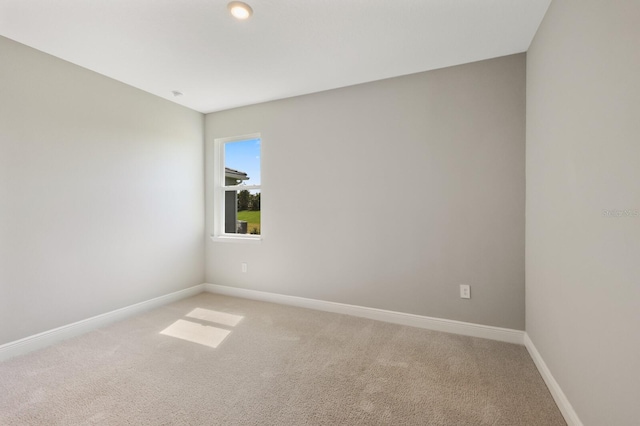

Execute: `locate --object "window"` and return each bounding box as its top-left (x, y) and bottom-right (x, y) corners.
top-left (212, 134), bottom-right (261, 242)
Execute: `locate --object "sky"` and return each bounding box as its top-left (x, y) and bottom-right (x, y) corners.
top-left (225, 138), bottom-right (261, 186)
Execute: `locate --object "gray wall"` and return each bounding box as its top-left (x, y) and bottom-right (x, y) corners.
top-left (0, 36), bottom-right (205, 345)
top-left (205, 54), bottom-right (526, 330)
top-left (526, 1), bottom-right (640, 425)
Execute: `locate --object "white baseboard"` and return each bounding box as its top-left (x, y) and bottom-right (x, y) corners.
top-left (204, 284), bottom-right (524, 345)
top-left (524, 333), bottom-right (583, 426)
top-left (0, 284), bottom-right (206, 362)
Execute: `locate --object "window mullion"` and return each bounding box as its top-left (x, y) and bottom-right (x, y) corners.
top-left (224, 184), bottom-right (261, 191)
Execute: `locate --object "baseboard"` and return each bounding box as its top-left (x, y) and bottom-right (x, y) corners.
top-left (0, 284), bottom-right (206, 362)
top-left (524, 333), bottom-right (583, 426)
top-left (204, 284), bottom-right (524, 345)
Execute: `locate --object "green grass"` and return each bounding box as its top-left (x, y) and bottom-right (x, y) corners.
top-left (237, 210), bottom-right (261, 234)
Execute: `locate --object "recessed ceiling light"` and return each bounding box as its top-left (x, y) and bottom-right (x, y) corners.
top-left (228, 1), bottom-right (253, 20)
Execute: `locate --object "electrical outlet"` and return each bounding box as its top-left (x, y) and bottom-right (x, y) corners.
top-left (241, 263), bottom-right (247, 273)
top-left (460, 284), bottom-right (471, 299)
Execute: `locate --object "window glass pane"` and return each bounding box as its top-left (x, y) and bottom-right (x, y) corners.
top-left (224, 138), bottom-right (260, 187)
top-left (225, 189), bottom-right (261, 235)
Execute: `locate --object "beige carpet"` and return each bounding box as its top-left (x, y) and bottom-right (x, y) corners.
top-left (0, 293), bottom-right (565, 425)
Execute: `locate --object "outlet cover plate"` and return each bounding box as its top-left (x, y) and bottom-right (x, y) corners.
top-left (460, 284), bottom-right (471, 299)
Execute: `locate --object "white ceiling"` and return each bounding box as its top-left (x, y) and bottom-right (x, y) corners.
top-left (0, 0), bottom-right (551, 113)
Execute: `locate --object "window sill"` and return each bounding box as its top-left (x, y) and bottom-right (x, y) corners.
top-left (210, 235), bottom-right (262, 244)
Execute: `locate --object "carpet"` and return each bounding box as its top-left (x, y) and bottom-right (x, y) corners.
top-left (0, 292), bottom-right (565, 425)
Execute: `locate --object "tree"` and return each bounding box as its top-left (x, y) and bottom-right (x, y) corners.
top-left (249, 192), bottom-right (261, 211)
top-left (237, 190), bottom-right (250, 211)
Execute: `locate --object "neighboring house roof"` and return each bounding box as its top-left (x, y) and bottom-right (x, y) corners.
top-left (225, 167), bottom-right (249, 182)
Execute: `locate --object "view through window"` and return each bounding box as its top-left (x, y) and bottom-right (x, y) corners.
top-left (221, 137), bottom-right (261, 237)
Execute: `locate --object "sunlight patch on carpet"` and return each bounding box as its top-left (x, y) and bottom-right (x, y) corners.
top-left (186, 308), bottom-right (244, 327)
top-left (160, 319), bottom-right (230, 348)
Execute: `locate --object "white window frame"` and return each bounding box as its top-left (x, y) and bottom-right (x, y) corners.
top-left (211, 133), bottom-right (262, 243)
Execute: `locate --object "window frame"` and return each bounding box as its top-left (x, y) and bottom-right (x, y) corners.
top-left (211, 133), bottom-right (262, 243)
